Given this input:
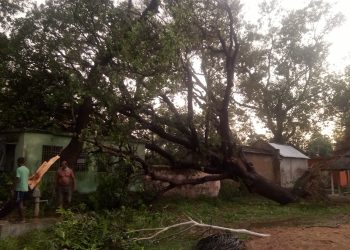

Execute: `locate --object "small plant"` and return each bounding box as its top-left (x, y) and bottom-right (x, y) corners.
top-left (94, 158), bottom-right (146, 210)
top-left (51, 209), bottom-right (138, 250)
top-left (0, 172), bottom-right (13, 202)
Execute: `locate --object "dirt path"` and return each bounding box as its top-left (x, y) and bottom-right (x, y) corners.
top-left (246, 224), bottom-right (350, 249)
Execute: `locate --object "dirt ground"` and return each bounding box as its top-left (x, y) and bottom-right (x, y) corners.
top-left (246, 224), bottom-right (350, 250)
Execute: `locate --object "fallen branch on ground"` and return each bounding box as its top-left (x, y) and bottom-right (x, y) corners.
top-left (128, 217), bottom-right (270, 241)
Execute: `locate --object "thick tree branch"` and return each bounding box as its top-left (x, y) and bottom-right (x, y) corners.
top-left (141, 0), bottom-right (160, 19)
top-left (184, 61), bottom-right (199, 149)
top-left (129, 218), bottom-right (270, 240)
top-left (145, 142), bottom-right (176, 163)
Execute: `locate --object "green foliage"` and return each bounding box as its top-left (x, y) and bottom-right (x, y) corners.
top-left (91, 157), bottom-right (146, 210)
top-left (130, 196), bottom-right (350, 249)
top-left (0, 229), bottom-right (54, 250)
top-left (1, 0), bottom-right (347, 205)
top-left (238, 0), bottom-right (343, 145)
top-left (95, 174), bottom-right (129, 209)
top-left (51, 209), bottom-right (138, 250)
top-left (0, 0), bottom-right (24, 25)
top-left (0, 172), bottom-right (13, 202)
top-left (4, 196), bottom-right (350, 249)
top-left (0, 209), bottom-right (138, 250)
top-left (306, 132), bottom-right (333, 157)
top-left (218, 179), bottom-right (247, 200)
top-left (329, 67), bottom-right (350, 151)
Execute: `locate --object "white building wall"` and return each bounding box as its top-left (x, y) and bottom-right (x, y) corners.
top-left (280, 158), bottom-right (308, 188)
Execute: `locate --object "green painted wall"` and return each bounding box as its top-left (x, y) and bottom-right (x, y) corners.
top-left (18, 132), bottom-right (98, 194)
top-left (3, 131), bottom-right (145, 195)
top-left (14, 134), bottom-right (25, 168)
top-left (41, 171), bottom-right (103, 195)
top-left (20, 132), bottom-right (71, 173)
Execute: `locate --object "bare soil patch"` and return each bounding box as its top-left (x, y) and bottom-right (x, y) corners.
top-left (247, 224), bottom-right (350, 250)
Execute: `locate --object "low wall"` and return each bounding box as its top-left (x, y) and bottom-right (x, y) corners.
top-left (145, 166), bottom-right (221, 198)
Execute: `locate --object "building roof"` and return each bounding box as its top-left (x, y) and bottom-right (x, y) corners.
top-left (269, 143), bottom-right (309, 159)
top-left (0, 129), bottom-right (72, 137)
top-left (319, 156), bottom-right (350, 171)
top-left (242, 146), bottom-right (275, 156)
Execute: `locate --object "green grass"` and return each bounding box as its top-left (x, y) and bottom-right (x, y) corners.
top-left (3, 195), bottom-right (350, 250)
top-left (130, 195), bottom-right (350, 249)
top-left (0, 229), bottom-right (54, 250)
top-left (135, 195), bottom-right (350, 226)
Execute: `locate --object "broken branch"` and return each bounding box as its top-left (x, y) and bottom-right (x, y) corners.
top-left (129, 218), bottom-right (270, 241)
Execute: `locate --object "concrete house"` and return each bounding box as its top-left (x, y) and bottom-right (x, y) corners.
top-left (0, 129), bottom-right (145, 193)
top-left (0, 130), bottom-right (72, 173)
top-left (243, 141), bottom-right (309, 188)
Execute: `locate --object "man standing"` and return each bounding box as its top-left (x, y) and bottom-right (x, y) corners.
top-left (15, 157), bottom-right (30, 222)
top-left (56, 160), bottom-right (76, 208)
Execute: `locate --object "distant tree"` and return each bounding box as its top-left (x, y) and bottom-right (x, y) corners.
top-left (306, 131), bottom-right (333, 157)
top-left (237, 0), bottom-right (343, 145)
top-left (329, 67), bottom-right (350, 153)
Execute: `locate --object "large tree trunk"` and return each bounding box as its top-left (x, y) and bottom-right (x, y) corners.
top-left (228, 157), bottom-right (296, 204)
top-left (240, 173), bottom-right (296, 204)
top-left (59, 56), bottom-right (108, 167)
top-left (60, 97), bottom-right (93, 168)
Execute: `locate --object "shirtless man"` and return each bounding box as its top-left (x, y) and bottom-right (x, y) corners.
top-left (55, 160), bottom-right (76, 208)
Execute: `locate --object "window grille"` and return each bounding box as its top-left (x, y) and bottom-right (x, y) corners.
top-left (42, 145), bottom-right (63, 171)
top-left (76, 152), bottom-right (88, 172)
top-left (42, 145), bottom-right (88, 171)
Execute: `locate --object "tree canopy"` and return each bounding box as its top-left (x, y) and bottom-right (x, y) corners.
top-left (0, 0), bottom-right (347, 204)
top-left (237, 0), bottom-right (343, 145)
top-left (329, 67), bottom-right (350, 153)
top-left (306, 131), bottom-right (333, 157)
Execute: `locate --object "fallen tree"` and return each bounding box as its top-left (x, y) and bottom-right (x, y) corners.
top-left (86, 0), bottom-right (297, 204)
top-left (64, 0), bottom-right (295, 204)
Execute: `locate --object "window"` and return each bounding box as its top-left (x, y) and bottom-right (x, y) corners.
top-left (76, 152), bottom-right (88, 172)
top-left (0, 144), bottom-right (16, 172)
top-left (42, 145), bottom-right (88, 171)
top-left (42, 145), bottom-right (63, 171)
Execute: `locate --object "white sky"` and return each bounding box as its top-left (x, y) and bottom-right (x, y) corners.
top-left (321, 0), bottom-right (350, 71)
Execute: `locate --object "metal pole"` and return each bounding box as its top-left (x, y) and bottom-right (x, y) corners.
top-left (331, 172), bottom-right (334, 195)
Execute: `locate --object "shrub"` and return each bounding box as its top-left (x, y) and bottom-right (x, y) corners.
top-left (95, 174), bottom-right (127, 209)
top-left (219, 179), bottom-right (248, 200)
top-left (51, 209), bottom-right (138, 250)
top-left (0, 229), bottom-right (55, 250)
top-left (94, 158), bottom-right (146, 210)
top-left (0, 172), bottom-right (13, 202)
